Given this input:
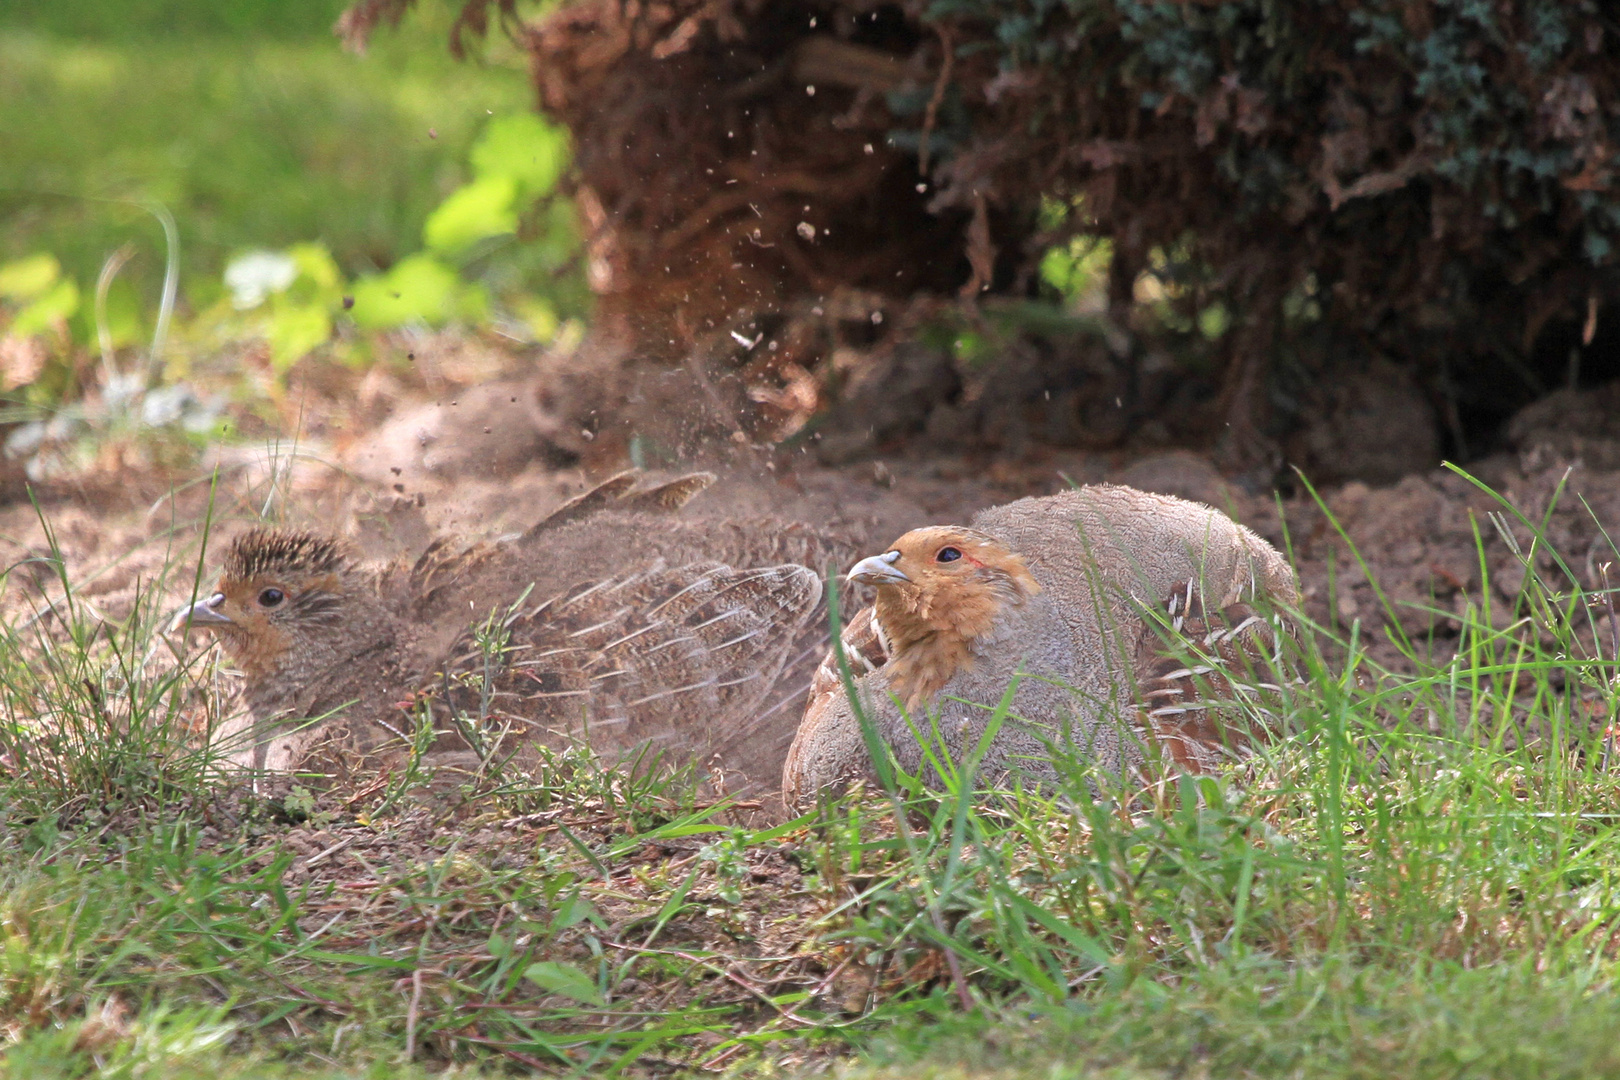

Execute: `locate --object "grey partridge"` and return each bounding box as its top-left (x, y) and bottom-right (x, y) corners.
top-left (782, 484), bottom-right (1298, 802)
top-left (174, 473), bottom-right (854, 791)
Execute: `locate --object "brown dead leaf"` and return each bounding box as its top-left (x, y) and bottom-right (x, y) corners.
top-left (0, 335), bottom-right (46, 391)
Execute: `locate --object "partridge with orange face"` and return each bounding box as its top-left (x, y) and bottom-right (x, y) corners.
top-left (783, 484), bottom-right (1298, 801)
top-left (174, 472), bottom-right (855, 790)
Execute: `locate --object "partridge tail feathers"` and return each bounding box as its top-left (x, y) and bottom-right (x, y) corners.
top-left (1134, 578), bottom-right (1298, 775)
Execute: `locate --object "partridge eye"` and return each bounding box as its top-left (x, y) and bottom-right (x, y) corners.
top-left (258, 588), bottom-right (285, 608)
top-left (936, 547), bottom-right (962, 563)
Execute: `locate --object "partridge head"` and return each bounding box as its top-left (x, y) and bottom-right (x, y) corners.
top-left (176, 529), bottom-right (402, 761)
top-left (845, 526), bottom-right (1042, 711)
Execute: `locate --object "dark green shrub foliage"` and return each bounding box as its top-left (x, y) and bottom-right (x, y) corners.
top-left (347, 0), bottom-right (1619, 449)
top-left (921, 0), bottom-right (1619, 439)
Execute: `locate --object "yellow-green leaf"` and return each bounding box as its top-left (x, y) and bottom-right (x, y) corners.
top-left (0, 254), bottom-right (62, 303)
top-left (471, 113), bottom-right (569, 198)
top-left (423, 175), bottom-right (518, 255)
top-left (268, 302), bottom-right (332, 371)
top-left (512, 295), bottom-right (559, 343)
top-left (11, 278), bottom-right (81, 337)
top-left (348, 254), bottom-right (461, 330)
top-left (287, 242), bottom-right (343, 294)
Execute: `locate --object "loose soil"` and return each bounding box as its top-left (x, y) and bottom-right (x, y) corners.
top-left (5, 339), bottom-right (1619, 1073)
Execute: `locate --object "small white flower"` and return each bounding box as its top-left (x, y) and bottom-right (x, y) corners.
top-left (224, 250), bottom-right (298, 310)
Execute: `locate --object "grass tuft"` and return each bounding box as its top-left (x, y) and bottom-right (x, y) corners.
top-left (1, 476), bottom-right (1619, 1076)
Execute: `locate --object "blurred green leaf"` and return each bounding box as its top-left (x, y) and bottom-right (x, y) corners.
top-left (1038, 247), bottom-right (1074, 294)
top-left (348, 253), bottom-right (485, 330)
top-left (423, 174), bottom-right (517, 255)
top-left (456, 281), bottom-right (491, 324)
top-left (512, 295), bottom-right (559, 343)
top-left (11, 278), bottom-right (81, 337)
top-left (523, 961), bottom-right (603, 1006)
top-left (267, 302), bottom-right (331, 372)
top-left (0, 254), bottom-right (62, 302)
top-left (471, 112), bottom-right (569, 198)
top-left (1198, 302), bottom-right (1231, 341)
top-left (528, 197), bottom-right (581, 269)
top-left (285, 241), bottom-right (342, 295)
top-left (1039, 237), bottom-right (1111, 301)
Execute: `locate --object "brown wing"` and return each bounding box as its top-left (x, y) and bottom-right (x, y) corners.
top-left (616, 472), bottom-right (717, 514)
top-left (429, 561), bottom-right (822, 777)
top-left (407, 536), bottom-right (503, 611)
top-left (804, 604), bottom-right (887, 724)
top-left (525, 470), bottom-right (715, 537)
top-left (526, 471), bottom-right (639, 533)
top-left (405, 469), bottom-right (718, 614)
top-left (1134, 578), bottom-right (1296, 775)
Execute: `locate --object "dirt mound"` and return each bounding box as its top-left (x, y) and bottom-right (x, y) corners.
top-left (506, 288), bottom-right (1463, 494)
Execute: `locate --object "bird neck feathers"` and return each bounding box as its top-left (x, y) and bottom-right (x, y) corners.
top-left (875, 559), bottom-right (1041, 711)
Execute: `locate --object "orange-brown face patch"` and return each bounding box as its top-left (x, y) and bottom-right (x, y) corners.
top-left (858, 526), bottom-right (1041, 709)
top-left (202, 532), bottom-right (357, 680)
top-left (202, 576), bottom-right (289, 679)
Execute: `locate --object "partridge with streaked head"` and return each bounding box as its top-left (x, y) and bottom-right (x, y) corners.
top-left (783, 484), bottom-right (1299, 801)
top-left (175, 472), bottom-right (856, 790)
top-left (183, 530), bottom-right (400, 762)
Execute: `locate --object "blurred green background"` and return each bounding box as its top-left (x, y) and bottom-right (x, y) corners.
top-left (0, 0), bottom-right (585, 390)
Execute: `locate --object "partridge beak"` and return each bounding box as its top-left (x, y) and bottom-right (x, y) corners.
top-left (848, 550), bottom-right (910, 586)
top-left (168, 592), bottom-right (232, 633)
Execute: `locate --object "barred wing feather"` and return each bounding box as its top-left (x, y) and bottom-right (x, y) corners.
top-left (433, 561), bottom-right (822, 763)
top-left (1134, 578), bottom-right (1297, 775)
